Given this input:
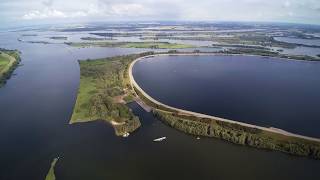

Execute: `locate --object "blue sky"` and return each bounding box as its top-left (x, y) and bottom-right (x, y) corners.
top-left (1, 0), bottom-right (320, 27)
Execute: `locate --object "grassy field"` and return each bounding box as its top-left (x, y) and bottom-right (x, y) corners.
top-left (45, 158), bottom-right (58, 180)
top-left (66, 41), bottom-right (194, 49)
top-left (0, 54), bottom-right (10, 70)
top-left (70, 52), bottom-right (155, 135)
top-left (0, 49), bottom-right (20, 87)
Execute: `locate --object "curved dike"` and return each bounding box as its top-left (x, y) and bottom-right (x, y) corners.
top-left (130, 54), bottom-right (320, 140)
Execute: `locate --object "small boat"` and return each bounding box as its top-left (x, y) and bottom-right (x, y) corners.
top-left (153, 137), bottom-right (166, 142)
top-left (122, 132), bottom-right (130, 138)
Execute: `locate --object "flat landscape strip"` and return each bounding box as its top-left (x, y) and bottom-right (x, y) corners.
top-left (45, 158), bottom-right (59, 180)
top-left (66, 41), bottom-right (194, 49)
top-left (0, 50), bottom-right (20, 86)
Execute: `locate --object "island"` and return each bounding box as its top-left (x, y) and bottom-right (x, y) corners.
top-left (0, 48), bottom-right (21, 87)
top-left (65, 41), bottom-right (194, 49)
top-left (49, 36), bottom-right (68, 40)
top-left (222, 48), bottom-right (320, 61)
top-left (71, 51), bottom-right (320, 159)
top-left (80, 37), bottom-right (108, 41)
top-left (21, 34), bottom-right (37, 37)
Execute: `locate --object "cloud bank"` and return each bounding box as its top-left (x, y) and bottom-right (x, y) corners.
top-left (0, 0), bottom-right (319, 25)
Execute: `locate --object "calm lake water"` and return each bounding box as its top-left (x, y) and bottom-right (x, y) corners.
top-left (0, 31), bottom-right (320, 180)
top-left (133, 55), bottom-right (320, 138)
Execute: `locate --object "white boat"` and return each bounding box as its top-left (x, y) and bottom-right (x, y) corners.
top-left (153, 137), bottom-right (166, 142)
top-left (122, 132), bottom-right (130, 138)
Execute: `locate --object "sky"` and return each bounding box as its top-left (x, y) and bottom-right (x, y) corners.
top-left (1, 0), bottom-right (320, 27)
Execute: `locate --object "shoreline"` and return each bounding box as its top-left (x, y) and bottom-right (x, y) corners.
top-left (128, 53), bottom-right (320, 158)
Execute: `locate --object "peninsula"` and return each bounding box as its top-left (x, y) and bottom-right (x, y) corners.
top-left (71, 51), bottom-right (320, 159)
top-left (70, 52), bottom-right (156, 136)
top-left (45, 158), bottom-right (59, 180)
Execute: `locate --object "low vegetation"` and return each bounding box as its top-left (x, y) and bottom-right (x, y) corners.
top-left (71, 52), bottom-right (154, 135)
top-left (22, 40), bottom-right (51, 44)
top-left (153, 109), bottom-right (320, 159)
top-left (21, 34), bottom-right (37, 37)
top-left (45, 158), bottom-right (58, 180)
top-left (49, 36), bottom-right (67, 40)
top-left (80, 37), bottom-right (107, 41)
top-left (144, 34), bottom-right (299, 48)
top-left (66, 41), bottom-right (194, 49)
top-left (0, 48), bottom-right (20, 87)
top-left (221, 48), bottom-right (319, 61)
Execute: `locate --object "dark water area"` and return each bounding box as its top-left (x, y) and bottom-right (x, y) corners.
top-left (55, 103), bottom-right (320, 180)
top-left (0, 31), bottom-right (320, 180)
top-left (133, 55), bottom-right (320, 138)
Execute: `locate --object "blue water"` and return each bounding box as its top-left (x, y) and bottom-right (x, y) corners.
top-left (133, 55), bottom-right (320, 138)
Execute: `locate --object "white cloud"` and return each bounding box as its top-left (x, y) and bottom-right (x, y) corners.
top-left (111, 3), bottom-right (149, 16)
top-left (22, 8), bottom-right (92, 20)
top-left (6, 0), bottom-right (320, 24)
top-left (21, 2), bottom-right (149, 20)
top-left (22, 8), bottom-right (67, 20)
